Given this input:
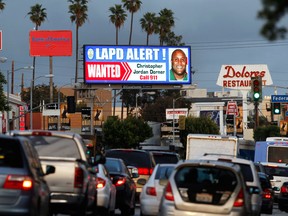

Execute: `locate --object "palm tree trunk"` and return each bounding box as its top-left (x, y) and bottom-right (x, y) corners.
top-left (74, 25), bottom-right (79, 102)
top-left (49, 56), bottom-right (53, 103)
top-left (146, 33), bottom-right (149, 46)
top-left (129, 12), bottom-right (134, 45)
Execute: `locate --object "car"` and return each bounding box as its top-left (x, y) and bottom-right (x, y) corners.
top-left (261, 162), bottom-right (288, 202)
top-left (10, 130), bottom-right (99, 215)
top-left (140, 163), bottom-right (176, 216)
top-left (105, 149), bottom-right (156, 201)
top-left (258, 172), bottom-right (274, 214)
top-left (0, 135), bottom-right (55, 216)
top-left (150, 151), bottom-right (180, 164)
top-left (158, 159), bottom-right (252, 216)
top-left (94, 163), bottom-right (116, 216)
top-left (105, 157), bottom-right (138, 215)
top-left (201, 154), bottom-right (262, 216)
top-left (278, 181), bottom-right (288, 212)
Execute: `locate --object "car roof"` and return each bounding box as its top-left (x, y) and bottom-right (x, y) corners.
top-left (201, 154), bottom-right (254, 165)
top-left (260, 162), bottom-right (288, 167)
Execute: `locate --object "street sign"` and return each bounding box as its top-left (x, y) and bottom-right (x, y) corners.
top-left (226, 101), bottom-right (238, 116)
top-left (271, 95), bottom-right (288, 103)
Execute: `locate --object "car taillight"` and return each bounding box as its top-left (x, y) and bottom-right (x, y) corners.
top-left (263, 188), bottom-right (272, 199)
top-left (146, 186), bottom-right (156, 196)
top-left (138, 167), bottom-right (153, 175)
top-left (115, 177), bottom-right (126, 186)
top-left (74, 167), bottom-right (84, 188)
top-left (164, 182), bottom-right (174, 201)
top-left (3, 175), bottom-right (33, 190)
top-left (97, 177), bottom-right (106, 188)
top-left (31, 131), bottom-right (52, 136)
top-left (281, 185), bottom-right (288, 193)
top-left (233, 188), bottom-right (244, 207)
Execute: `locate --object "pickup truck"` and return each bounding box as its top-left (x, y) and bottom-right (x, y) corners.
top-left (10, 130), bottom-right (100, 216)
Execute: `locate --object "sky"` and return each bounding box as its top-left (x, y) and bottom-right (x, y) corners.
top-left (0, 0), bottom-right (288, 97)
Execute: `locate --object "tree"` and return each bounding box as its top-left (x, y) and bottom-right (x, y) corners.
top-left (68, 0), bottom-right (88, 100)
top-left (140, 12), bottom-right (157, 45)
top-left (254, 125), bottom-right (281, 141)
top-left (155, 8), bottom-right (175, 45)
top-left (0, 0), bottom-right (5, 11)
top-left (27, 4), bottom-right (47, 88)
top-left (122, 0), bottom-right (142, 45)
top-left (179, 116), bottom-right (220, 157)
top-left (102, 116), bottom-right (153, 149)
top-left (163, 31), bottom-right (185, 46)
top-left (258, 0), bottom-right (288, 41)
top-left (0, 72), bottom-right (9, 112)
top-left (109, 4), bottom-right (127, 45)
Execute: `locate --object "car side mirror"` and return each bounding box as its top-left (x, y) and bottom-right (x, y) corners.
top-left (45, 165), bottom-right (55, 175)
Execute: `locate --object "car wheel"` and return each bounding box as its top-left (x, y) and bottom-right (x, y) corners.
top-left (120, 205), bottom-right (130, 216)
top-left (109, 209), bottom-right (115, 216)
top-left (266, 207), bottom-right (273, 215)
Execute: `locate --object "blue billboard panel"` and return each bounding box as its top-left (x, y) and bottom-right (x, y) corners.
top-left (83, 45), bottom-right (191, 85)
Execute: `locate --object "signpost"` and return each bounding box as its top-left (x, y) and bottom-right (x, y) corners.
top-left (226, 101), bottom-right (238, 136)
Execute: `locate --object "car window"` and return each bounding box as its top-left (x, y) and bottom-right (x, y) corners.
top-left (27, 136), bottom-right (81, 158)
top-left (0, 139), bottom-right (23, 168)
top-left (105, 150), bottom-right (152, 167)
top-left (259, 175), bottom-right (271, 189)
top-left (155, 165), bottom-right (175, 180)
top-left (105, 159), bottom-right (122, 172)
top-left (152, 152), bottom-right (179, 164)
top-left (264, 165), bottom-right (288, 177)
top-left (235, 163), bottom-right (254, 182)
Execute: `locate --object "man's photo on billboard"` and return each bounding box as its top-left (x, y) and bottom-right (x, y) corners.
top-left (169, 48), bottom-right (189, 81)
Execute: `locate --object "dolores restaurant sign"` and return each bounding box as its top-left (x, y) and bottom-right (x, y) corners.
top-left (216, 65), bottom-right (273, 90)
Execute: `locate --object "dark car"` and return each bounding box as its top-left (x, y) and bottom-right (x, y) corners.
top-left (105, 157), bottom-right (137, 215)
top-left (150, 151), bottom-right (180, 164)
top-left (258, 172), bottom-right (274, 214)
top-left (105, 149), bottom-right (156, 200)
top-left (0, 135), bottom-right (55, 216)
top-left (278, 181), bottom-right (288, 212)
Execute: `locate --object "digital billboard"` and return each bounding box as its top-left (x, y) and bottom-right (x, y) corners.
top-left (83, 45), bottom-right (191, 85)
top-left (29, 30), bottom-right (72, 56)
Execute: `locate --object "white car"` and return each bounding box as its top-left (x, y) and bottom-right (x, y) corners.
top-left (140, 163), bottom-right (176, 216)
top-left (95, 164), bottom-right (116, 216)
top-left (201, 154), bottom-right (262, 216)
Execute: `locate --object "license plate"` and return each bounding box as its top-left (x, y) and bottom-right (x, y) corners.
top-left (196, 193), bottom-right (212, 203)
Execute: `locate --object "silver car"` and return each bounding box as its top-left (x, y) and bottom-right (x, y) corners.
top-left (95, 163), bottom-right (116, 216)
top-left (159, 159), bottom-right (252, 216)
top-left (140, 163), bottom-right (176, 216)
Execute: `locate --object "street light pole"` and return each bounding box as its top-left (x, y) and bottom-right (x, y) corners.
top-left (172, 96), bottom-right (183, 145)
top-left (30, 74), bottom-right (54, 130)
top-left (6, 66), bottom-right (33, 132)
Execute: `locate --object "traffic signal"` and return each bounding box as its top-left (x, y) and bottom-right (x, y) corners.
top-left (67, 96), bottom-right (76, 113)
top-left (273, 103), bottom-right (281, 115)
top-left (226, 114), bottom-right (235, 125)
top-left (251, 77), bottom-right (262, 102)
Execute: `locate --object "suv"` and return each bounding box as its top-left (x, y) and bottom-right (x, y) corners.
top-left (105, 149), bottom-right (156, 200)
top-left (0, 135), bottom-right (55, 215)
top-left (201, 154), bottom-right (262, 216)
top-left (261, 162), bottom-right (288, 201)
top-left (10, 130), bottom-right (99, 215)
top-left (159, 159), bottom-right (252, 215)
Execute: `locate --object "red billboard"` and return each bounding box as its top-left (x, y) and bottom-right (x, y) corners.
top-left (29, 30), bottom-right (72, 56)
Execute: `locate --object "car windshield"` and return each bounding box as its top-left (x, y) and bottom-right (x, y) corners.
top-left (155, 165), bottom-right (175, 180)
top-left (152, 153), bottom-right (179, 164)
top-left (105, 159), bottom-right (122, 173)
top-left (26, 136), bottom-right (81, 158)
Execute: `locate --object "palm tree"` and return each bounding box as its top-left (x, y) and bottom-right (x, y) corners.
top-left (109, 4), bottom-right (127, 45)
top-left (122, 0), bottom-right (142, 45)
top-left (155, 8), bottom-right (175, 46)
top-left (140, 12), bottom-right (156, 45)
top-left (0, 0), bottom-right (5, 11)
top-left (27, 4), bottom-right (47, 89)
top-left (109, 4), bottom-right (127, 117)
top-left (68, 0), bottom-right (88, 101)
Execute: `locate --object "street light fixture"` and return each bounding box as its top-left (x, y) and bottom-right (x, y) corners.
top-left (30, 74), bottom-right (54, 130)
top-left (135, 91), bottom-right (155, 118)
top-left (6, 66), bottom-right (33, 132)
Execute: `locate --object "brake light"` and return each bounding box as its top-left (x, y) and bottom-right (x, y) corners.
top-left (164, 182), bottom-right (174, 201)
top-left (146, 186), bottom-right (156, 196)
top-left (97, 177), bottom-right (106, 189)
top-left (233, 188), bottom-right (244, 207)
top-left (31, 131), bottom-right (52, 136)
top-left (263, 188), bottom-right (272, 199)
top-left (281, 185), bottom-right (288, 193)
top-left (74, 167), bottom-right (84, 188)
top-left (138, 167), bottom-right (153, 175)
top-left (3, 175), bottom-right (33, 190)
top-left (115, 177), bottom-right (126, 186)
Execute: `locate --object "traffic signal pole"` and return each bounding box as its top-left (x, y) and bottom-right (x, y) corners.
top-left (254, 101), bottom-right (259, 130)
